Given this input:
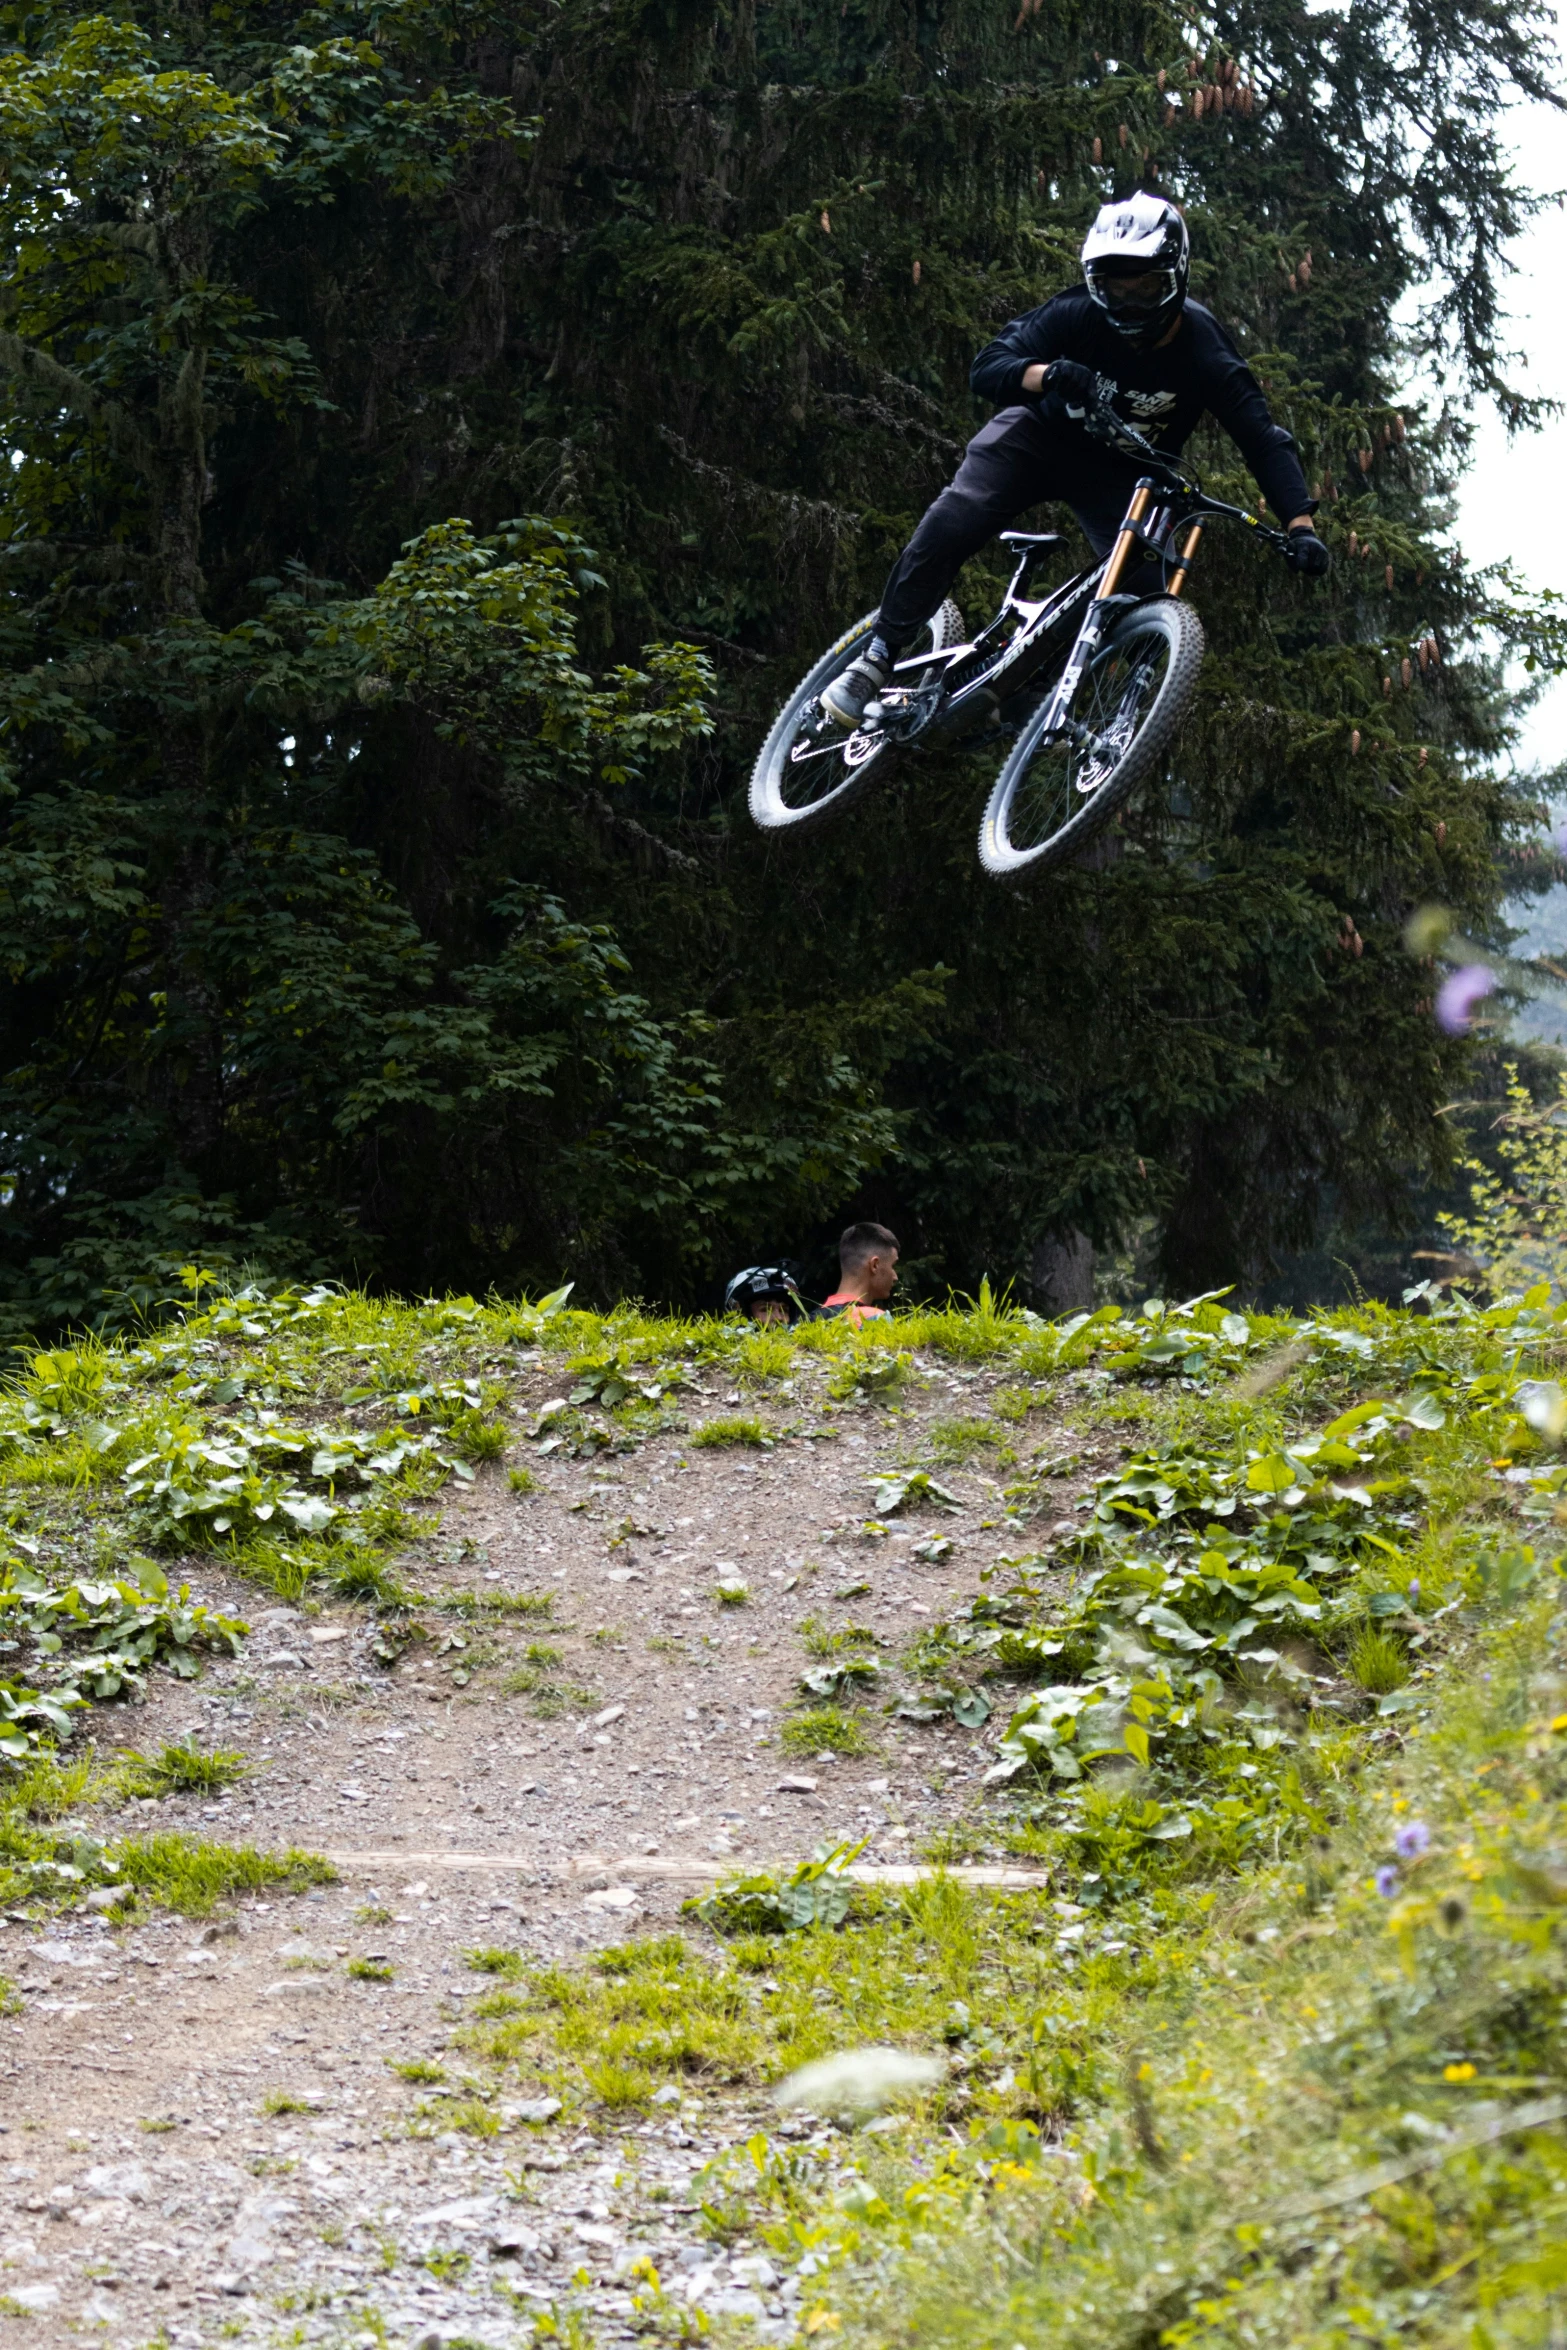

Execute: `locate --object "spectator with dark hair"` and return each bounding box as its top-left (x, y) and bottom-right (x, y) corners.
top-left (821, 1222), bottom-right (899, 1326)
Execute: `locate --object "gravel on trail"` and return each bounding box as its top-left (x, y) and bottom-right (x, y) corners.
top-left (0, 1349), bottom-right (1105, 2344)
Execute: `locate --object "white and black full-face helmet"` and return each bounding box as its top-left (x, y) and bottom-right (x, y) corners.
top-left (1081, 192), bottom-right (1190, 347)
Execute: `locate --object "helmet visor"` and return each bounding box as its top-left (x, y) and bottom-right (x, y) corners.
top-left (1087, 263), bottom-right (1179, 320)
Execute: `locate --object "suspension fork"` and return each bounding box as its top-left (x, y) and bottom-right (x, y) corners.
top-left (1166, 520), bottom-right (1204, 598)
top-left (1032, 481), bottom-right (1153, 742)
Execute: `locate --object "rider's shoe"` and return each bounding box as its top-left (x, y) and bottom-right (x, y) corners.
top-left (822, 644), bottom-right (892, 729)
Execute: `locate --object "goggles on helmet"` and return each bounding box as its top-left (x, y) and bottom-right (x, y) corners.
top-left (1088, 264), bottom-right (1181, 319)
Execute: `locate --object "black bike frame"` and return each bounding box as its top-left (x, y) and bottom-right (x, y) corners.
top-left (875, 413), bottom-right (1290, 748)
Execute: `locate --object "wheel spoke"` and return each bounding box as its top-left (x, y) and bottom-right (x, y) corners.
top-left (1006, 625), bottom-right (1172, 848)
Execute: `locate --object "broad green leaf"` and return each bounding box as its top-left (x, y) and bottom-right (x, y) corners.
top-left (1246, 1455), bottom-right (1297, 1493)
top-left (1401, 1390), bottom-right (1446, 1430)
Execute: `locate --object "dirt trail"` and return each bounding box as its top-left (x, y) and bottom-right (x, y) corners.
top-left (0, 1350), bottom-right (1099, 2346)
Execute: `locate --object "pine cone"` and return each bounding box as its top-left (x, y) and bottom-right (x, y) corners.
top-left (1092, 134), bottom-right (1103, 161)
top-left (912, 258), bottom-right (921, 285)
top-left (1351, 729), bottom-right (1362, 754)
top-left (1401, 657), bottom-right (1412, 689)
top-left (1385, 563), bottom-right (1394, 589)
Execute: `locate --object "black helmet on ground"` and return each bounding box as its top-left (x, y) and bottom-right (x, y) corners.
top-left (723, 1265), bottom-right (808, 1325)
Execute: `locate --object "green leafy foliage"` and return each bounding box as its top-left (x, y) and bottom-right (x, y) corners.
top-left (688, 1841), bottom-right (868, 1937)
top-left (0, 1546), bottom-right (243, 1739)
top-left (870, 1470), bottom-right (961, 1516)
top-left (1439, 1062), bottom-right (1567, 1296)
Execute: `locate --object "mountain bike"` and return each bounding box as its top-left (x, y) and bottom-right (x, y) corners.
top-left (748, 393), bottom-right (1299, 879)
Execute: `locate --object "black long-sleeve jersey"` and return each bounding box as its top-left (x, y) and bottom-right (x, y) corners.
top-left (970, 291), bottom-right (1313, 524)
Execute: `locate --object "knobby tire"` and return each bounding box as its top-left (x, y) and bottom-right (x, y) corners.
top-left (977, 597), bottom-right (1205, 880)
top-left (749, 602), bottom-right (966, 835)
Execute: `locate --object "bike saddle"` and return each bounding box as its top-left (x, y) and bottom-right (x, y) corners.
top-left (998, 531), bottom-right (1064, 550)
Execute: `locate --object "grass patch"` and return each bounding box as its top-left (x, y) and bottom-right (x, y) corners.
top-left (260, 2091), bottom-right (316, 2117)
top-left (392, 2060), bottom-right (445, 2084)
top-left (431, 1587), bottom-right (553, 1618)
top-left (501, 1671), bottom-right (596, 1715)
top-left (112, 1833), bottom-right (334, 1915)
top-left (1349, 1624), bottom-right (1410, 1691)
top-left (780, 1707), bottom-right (874, 1757)
top-left (921, 1415), bottom-right (1004, 1462)
top-left (691, 1415), bottom-right (770, 1448)
top-left (584, 2058), bottom-right (655, 2108)
top-left (346, 1955), bottom-right (393, 1981)
top-left (464, 1945), bottom-right (526, 1977)
top-left (447, 2096), bottom-right (500, 2137)
top-left (114, 1740), bottom-right (248, 1799)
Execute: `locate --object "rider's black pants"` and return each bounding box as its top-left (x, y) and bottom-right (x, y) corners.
top-left (875, 404), bottom-right (1149, 644)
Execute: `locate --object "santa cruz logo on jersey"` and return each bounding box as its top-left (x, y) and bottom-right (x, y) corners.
top-left (1116, 387), bottom-right (1179, 422)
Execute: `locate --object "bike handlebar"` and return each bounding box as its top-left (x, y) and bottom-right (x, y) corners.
top-left (1081, 397), bottom-right (1294, 558)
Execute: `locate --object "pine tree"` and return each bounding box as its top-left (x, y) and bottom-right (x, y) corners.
top-left (0, 0), bottom-right (1554, 1333)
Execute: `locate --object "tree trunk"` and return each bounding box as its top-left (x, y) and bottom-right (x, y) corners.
top-left (1031, 1227), bottom-right (1093, 1315)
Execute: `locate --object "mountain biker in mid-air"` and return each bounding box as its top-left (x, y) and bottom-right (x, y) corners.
top-left (822, 191), bottom-right (1330, 730)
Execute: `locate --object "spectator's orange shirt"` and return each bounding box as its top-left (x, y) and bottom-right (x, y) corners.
top-left (822, 1292), bottom-right (888, 1328)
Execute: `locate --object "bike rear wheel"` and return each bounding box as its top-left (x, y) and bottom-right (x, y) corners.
top-left (749, 601), bottom-right (965, 834)
top-left (977, 597), bottom-right (1205, 880)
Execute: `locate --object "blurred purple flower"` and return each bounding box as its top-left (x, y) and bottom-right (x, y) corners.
top-left (1375, 1865), bottom-right (1400, 1898)
top-left (1407, 1578), bottom-right (1420, 1605)
top-left (1435, 965), bottom-right (1494, 1037)
top-left (1394, 1820), bottom-right (1431, 1860)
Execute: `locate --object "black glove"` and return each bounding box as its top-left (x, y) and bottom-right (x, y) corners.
top-left (1040, 358), bottom-right (1100, 417)
top-left (1285, 527), bottom-right (1331, 578)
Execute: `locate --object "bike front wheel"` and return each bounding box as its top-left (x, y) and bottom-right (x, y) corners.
top-left (977, 597), bottom-right (1205, 880)
top-left (749, 601), bottom-right (966, 835)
